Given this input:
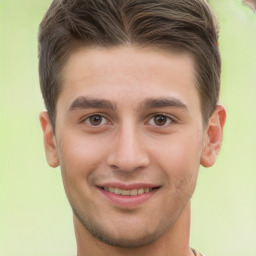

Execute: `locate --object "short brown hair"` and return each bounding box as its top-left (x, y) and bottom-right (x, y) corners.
top-left (38, 0), bottom-right (221, 129)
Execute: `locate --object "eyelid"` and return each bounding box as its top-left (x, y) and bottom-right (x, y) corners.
top-left (146, 113), bottom-right (177, 126)
top-left (79, 112), bottom-right (178, 127)
top-left (80, 113), bottom-right (112, 126)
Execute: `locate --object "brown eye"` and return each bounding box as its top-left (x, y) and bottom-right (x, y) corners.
top-left (85, 115), bottom-right (107, 126)
top-left (148, 114), bottom-right (172, 126)
top-left (154, 115), bottom-right (167, 126)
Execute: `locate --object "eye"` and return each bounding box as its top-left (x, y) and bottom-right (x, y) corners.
top-left (84, 114), bottom-right (108, 126)
top-left (148, 114), bottom-right (173, 126)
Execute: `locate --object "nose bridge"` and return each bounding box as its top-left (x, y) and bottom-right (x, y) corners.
top-left (107, 121), bottom-right (149, 172)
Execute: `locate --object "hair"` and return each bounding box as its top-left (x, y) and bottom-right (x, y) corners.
top-left (38, 0), bottom-right (221, 129)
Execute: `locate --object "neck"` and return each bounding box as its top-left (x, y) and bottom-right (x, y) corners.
top-left (74, 202), bottom-right (194, 256)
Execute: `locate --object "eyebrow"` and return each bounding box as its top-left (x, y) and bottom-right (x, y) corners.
top-left (141, 97), bottom-right (188, 111)
top-left (69, 96), bottom-right (116, 111)
top-left (69, 96), bottom-right (188, 112)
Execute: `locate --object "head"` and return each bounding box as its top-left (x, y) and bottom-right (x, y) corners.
top-left (38, 0), bottom-right (226, 252)
top-left (39, 0), bottom-right (221, 129)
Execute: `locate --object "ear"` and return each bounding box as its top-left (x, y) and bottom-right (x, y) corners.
top-left (200, 105), bottom-right (226, 167)
top-left (39, 111), bottom-right (59, 168)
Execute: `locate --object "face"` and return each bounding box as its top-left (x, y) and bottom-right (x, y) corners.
top-left (40, 46), bottom-right (225, 248)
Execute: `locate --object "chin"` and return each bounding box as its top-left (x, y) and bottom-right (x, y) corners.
top-left (88, 227), bottom-right (162, 248)
top-left (74, 209), bottom-right (172, 249)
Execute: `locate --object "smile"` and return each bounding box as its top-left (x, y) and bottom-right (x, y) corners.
top-left (102, 187), bottom-right (153, 196)
top-left (98, 185), bottom-right (160, 208)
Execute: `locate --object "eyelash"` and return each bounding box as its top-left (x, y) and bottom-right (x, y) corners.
top-left (82, 113), bottom-right (176, 128)
top-left (147, 114), bottom-right (176, 127)
top-left (82, 114), bottom-right (110, 127)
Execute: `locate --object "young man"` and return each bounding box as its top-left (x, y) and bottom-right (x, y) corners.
top-left (38, 0), bottom-right (226, 255)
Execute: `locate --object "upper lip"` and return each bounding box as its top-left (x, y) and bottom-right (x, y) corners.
top-left (97, 182), bottom-right (160, 190)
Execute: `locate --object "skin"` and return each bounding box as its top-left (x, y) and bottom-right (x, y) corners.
top-left (40, 46), bottom-right (226, 256)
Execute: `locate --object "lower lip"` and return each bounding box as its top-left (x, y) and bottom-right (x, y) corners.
top-left (98, 188), bottom-right (159, 208)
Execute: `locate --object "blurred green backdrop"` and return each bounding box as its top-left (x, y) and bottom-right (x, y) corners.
top-left (0, 0), bottom-right (256, 255)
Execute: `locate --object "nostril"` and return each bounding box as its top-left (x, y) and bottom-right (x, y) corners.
top-left (111, 165), bottom-right (119, 170)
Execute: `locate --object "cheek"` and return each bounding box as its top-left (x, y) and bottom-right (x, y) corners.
top-left (56, 132), bottom-right (109, 197)
top-left (152, 132), bottom-right (202, 196)
top-left (157, 135), bottom-right (202, 174)
top-left (57, 133), bottom-right (106, 172)
top-left (55, 133), bottom-right (107, 207)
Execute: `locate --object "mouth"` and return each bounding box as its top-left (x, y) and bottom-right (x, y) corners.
top-left (97, 184), bottom-right (160, 208)
top-left (99, 186), bottom-right (159, 196)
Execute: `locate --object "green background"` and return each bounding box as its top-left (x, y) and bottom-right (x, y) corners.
top-left (0, 0), bottom-right (256, 255)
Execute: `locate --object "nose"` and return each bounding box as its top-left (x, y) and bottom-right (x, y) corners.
top-left (107, 124), bottom-right (150, 172)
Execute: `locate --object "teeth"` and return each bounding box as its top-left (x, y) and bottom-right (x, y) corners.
top-left (114, 188), bottom-right (121, 194)
top-left (109, 187), bottom-right (115, 193)
top-left (137, 188), bottom-right (144, 195)
top-left (103, 187), bottom-right (153, 196)
top-left (123, 190), bottom-right (130, 195)
top-left (130, 189), bottom-right (137, 196)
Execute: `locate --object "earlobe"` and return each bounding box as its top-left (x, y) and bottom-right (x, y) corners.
top-left (39, 111), bottom-right (59, 168)
top-left (200, 105), bottom-right (226, 167)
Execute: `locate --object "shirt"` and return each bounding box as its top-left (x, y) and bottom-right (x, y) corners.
top-left (192, 248), bottom-right (205, 256)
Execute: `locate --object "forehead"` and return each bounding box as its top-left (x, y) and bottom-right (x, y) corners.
top-left (58, 46), bottom-right (200, 114)
top-left (62, 46), bottom-right (195, 85)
